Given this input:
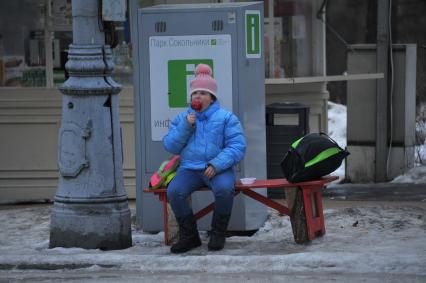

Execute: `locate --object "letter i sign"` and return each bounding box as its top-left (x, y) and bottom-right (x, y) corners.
top-left (245, 10), bottom-right (261, 58)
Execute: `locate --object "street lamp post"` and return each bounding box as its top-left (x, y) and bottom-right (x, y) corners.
top-left (49, 0), bottom-right (132, 250)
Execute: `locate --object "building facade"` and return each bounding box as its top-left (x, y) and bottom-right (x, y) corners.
top-left (0, 0), bottom-right (328, 202)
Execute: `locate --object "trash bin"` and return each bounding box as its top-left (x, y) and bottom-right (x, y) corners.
top-left (266, 103), bottom-right (310, 199)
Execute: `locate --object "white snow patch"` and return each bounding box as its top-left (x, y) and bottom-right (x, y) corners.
top-left (328, 101), bottom-right (347, 179)
top-left (392, 166), bottom-right (426, 184)
top-left (0, 204), bottom-right (424, 276)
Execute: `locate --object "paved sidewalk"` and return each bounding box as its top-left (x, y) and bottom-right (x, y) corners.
top-left (0, 184), bottom-right (425, 282)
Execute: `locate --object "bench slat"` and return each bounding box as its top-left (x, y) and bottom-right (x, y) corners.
top-left (143, 176), bottom-right (338, 193)
top-left (235, 176), bottom-right (338, 189)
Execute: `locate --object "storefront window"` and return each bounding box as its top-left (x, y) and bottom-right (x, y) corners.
top-left (1, 0), bottom-right (315, 87)
top-left (0, 0), bottom-right (47, 87)
top-left (0, 0), bottom-right (133, 88)
top-left (51, 0), bottom-right (73, 86)
top-left (264, 0), bottom-right (313, 78)
top-left (111, 22), bottom-right (133, 86)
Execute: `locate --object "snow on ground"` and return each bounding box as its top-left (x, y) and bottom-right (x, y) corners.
top-left (0, 204), bottom-right (425, 276)
top-left (390, 121), bottom-right (426, 183)
top-left (392, 166), bottom-right (426, 184)
top-left (391, 143), bottom-right (426, 183)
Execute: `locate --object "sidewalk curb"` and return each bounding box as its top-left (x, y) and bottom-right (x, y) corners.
top-left (0, 263), bottom-right (117, 271)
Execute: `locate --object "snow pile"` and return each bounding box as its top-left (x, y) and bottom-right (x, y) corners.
top-left (327, 101), bottom-right (347, 179)
top-left (0, 204), bottom-right (424, 276)
top-left (415, 117), bottom-right (426, 163)
top-left (391, 118), bottom-right (426, 183)
top-left (392, 166), bottom-right (426, 184)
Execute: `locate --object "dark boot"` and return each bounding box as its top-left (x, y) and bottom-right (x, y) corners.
top-left (170, 214), bottom-right (201, 254)
top-left (208, 212), bottom-right (231, 251)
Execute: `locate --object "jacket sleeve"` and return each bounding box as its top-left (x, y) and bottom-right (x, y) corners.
top-left (209, 113), bottom-right (246, 173)
top-left (163, 113), bottom-right (194, 155)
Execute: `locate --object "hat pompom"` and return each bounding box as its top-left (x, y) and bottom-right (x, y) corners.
top-left (195, 64), bottom-right (212, 76)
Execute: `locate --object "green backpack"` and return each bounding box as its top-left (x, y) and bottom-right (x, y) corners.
top-left (280, 133), bottom-right (349, 183)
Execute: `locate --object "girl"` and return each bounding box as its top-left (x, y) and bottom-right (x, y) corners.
top-left (163, 64), bottom-right (246, 253)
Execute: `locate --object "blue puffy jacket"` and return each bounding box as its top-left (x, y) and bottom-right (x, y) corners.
top-left (163, 101), bottom-right (246, 173)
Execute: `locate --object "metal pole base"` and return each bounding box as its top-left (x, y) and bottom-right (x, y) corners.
top-left (49, 198), bottom-right (132, 250)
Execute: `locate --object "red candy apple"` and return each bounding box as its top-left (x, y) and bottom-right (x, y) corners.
top-left (191, 99), bottom-right (202, 111)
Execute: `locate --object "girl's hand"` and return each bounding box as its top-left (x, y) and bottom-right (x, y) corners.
top-left (187, 113), bottom-right (196, 125)
top-left (204, 165), bottom-right (216, 179)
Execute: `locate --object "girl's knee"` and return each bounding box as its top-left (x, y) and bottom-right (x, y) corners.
top-left (211, 175), bottom-right (235, 196)
top-left (213, 184), bottom-right (234, 197)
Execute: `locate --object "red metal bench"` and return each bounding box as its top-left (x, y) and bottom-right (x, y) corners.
top-left (143, 176), bottom-right (338, 245)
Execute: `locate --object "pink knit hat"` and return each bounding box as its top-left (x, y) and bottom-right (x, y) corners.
top-left (189, 64), bottom-right (217, 98)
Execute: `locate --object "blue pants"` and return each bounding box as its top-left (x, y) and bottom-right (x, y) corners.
top-left (167, 167), bottom-right (235, 218)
